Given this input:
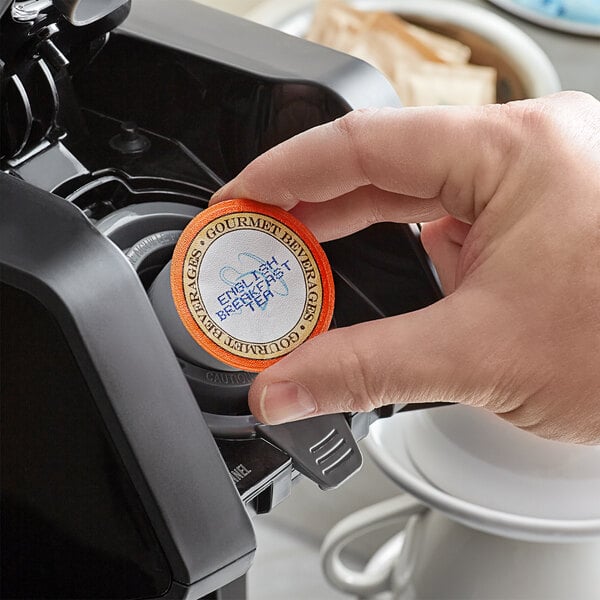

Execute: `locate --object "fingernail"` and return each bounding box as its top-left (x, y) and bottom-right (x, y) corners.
top-left (259, 382), bottom-right (317, 424)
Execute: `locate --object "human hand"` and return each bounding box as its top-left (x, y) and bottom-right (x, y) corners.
top-left (211, 92), bottom-right (600, 444)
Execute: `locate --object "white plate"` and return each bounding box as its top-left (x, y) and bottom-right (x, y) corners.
top-left (487, 0), bottom-right (600, 37)
top-left (365, 410), bottom-right (600, 542)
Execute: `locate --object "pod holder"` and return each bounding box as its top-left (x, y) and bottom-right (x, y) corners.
top-left (95, 197), bottom-right (362, 489)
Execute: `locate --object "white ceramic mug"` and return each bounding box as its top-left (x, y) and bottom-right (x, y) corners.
top-left (403, 406), bottom-right (600, 521)
top-left (321, 497), bottom-right (600, 599)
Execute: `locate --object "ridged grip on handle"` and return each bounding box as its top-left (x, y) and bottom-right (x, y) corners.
top-left (257, 414), bottom-right (362, 490)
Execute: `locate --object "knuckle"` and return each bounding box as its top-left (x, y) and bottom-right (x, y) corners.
top-left (336, 339), bottom-right (383, 414)
top-left (474, 98), bottom-right (573, 194)
top-left (487, 99), bottom-right (555, 146)
top-left (244, 149), bottom-right (297, 207)
top-left (515, 420), bottom-right (577, 444)
top-left (503, 92), bottom-right (600, 153)
top-left (262, 149), bottom-right (298, 209)
top-left (553, 90), bottom-right (597, 108)
top-left (333, 107), bottom-right (379, 136)
top-left (495, 401), bottom-right (543, 429)
top-left (366, 198), bottom-right (387, 228)
top-left (514, 102), bottom-right (556, 137)
top-left (501, 95), bottom-right (586, 146)
top-left (332, 108), bottom-right (381, 183)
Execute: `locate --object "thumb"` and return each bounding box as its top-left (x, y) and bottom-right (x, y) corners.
top-left (248, 291), bottom-right (512, 424)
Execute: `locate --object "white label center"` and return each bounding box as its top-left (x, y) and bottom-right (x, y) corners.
top-left (198, 229), bottom-right (307, 343)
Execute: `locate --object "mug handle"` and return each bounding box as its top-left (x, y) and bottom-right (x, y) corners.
top-left (320, 495), bottom-right (427, 598)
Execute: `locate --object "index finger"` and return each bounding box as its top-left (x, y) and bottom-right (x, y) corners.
top-left (211, 104), bottom-right (516, 223)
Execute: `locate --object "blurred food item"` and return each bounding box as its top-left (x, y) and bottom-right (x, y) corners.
top-left (307, 0), bottom-right (497, 106)
top-left (392, 61), bottom-right (496, 106)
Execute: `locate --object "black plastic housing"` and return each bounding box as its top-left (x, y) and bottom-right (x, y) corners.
top-left (1, 2), bottom-right (440, 599)
top-left (1, 174), bottom-right (256, 598)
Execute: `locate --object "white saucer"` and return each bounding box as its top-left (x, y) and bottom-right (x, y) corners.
top-left (487, 0), bottom-right (600, 37)
top-left (365, 411), bottom-right (600, 542)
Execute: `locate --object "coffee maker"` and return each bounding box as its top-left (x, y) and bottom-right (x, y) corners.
top-left (0, 1), bottom-right (443, 598)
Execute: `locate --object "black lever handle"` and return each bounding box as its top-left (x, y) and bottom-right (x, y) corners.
top-left (257, 414), bottom-right (362, 490)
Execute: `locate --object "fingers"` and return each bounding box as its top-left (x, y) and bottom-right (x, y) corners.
top-left (247, 291), bottom-right (515, 425)
top-left (211, 104), bottom-right (516, 223)
top-left (290, 186), bottom-right (447, 242)
top-left (420, 217), bottom-right (471, 294)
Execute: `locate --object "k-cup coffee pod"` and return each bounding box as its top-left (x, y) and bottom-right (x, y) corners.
top-left (171, 199), bottom-right (335, 372)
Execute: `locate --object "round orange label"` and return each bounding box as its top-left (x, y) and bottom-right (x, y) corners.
top-left (171, 199), bottom-right (335, 372)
